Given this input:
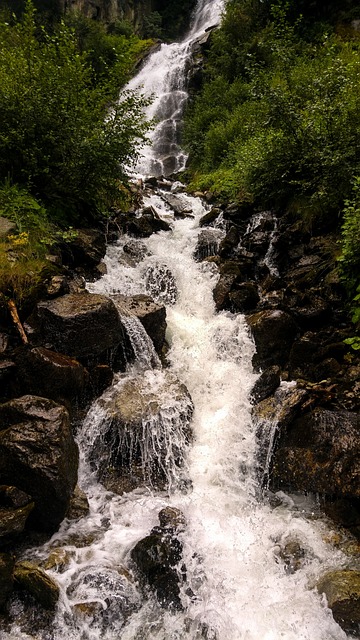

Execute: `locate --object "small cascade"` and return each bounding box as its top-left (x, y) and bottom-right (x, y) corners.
top-left (118, 313), bottom-right (161, 370)
top-left (255, 382), bottom-right (299, 492)
top-left (263, 217), bottom-right (280, 276)
top-left (256, 417), bottom-right (279, 492)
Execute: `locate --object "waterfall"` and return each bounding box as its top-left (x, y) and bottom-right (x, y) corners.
top-left (5, 1), bottom-right (353, 639)
top-left (126, 0), bottom-right (224, 177)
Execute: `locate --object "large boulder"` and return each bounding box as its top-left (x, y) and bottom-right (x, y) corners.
top-left (63, 228), bottom-right (106, 269)
top-left (247, 310), bottom-right (299, 370)
top-left (218, 226), bottom-right (240, 258)
top-left (88, 370), bottom-right (193, 492)
top-left (229, 282), bottom-right (260, 313)
top-left (112, 294), bottom-right (167, 355)
top-left (271, 409), bottom-right (360, 499)
top-left (15, 346), bottom-right (88, 408)
top-left (36, 293), bottom-right (133, 369)
top-left (317, 570), bottom-right (360, 634)
top-left (0, 396), bottom-right (78, 532)
top-left (253, 385), bottom-right (308, 487)
top-left (160, 193), bottom-right (193, 218)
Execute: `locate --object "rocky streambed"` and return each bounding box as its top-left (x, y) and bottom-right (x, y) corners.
top-left (0, 177), bottom-right (359, 637)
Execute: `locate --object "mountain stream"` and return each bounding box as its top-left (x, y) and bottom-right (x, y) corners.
top-left (5, 0), bottom-right (356, 638)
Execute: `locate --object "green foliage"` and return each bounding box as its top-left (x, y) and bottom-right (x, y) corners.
top-left (339, 178), bottom-right (360, 344)
top-left (0, 183), bottom-right (52, 306)
top-left (339, 176), bottom-right (360, 297)
top-left (64, 13), bottom-right (151, 87)
top-left (184, 0), bottom-right (360, 225)
top-left (0, 0), bottom-right (151, 224)
top-left (143, 11), bottom-right (163, 39)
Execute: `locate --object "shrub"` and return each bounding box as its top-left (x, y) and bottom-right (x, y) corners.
top-left (0, 1), bottom-right (151, 224)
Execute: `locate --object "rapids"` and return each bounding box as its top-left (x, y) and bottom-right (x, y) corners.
top-left (4, 0), bottom-right (357, 638)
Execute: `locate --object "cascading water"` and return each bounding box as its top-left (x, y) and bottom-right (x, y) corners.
top-left (5, 1), bottom-right (357, 639)
top-left (126, 0), bottom-right (224, 177)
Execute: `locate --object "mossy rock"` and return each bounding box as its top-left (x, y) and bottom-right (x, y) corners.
top-left (14, 560), bottom-right (60, 609)
top-left (317, 570), bottom-right (360, 633)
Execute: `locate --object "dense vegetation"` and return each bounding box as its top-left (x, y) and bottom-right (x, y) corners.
top-left (184, 0), bottom-right (360, 337)
top-left (0, 0), bottom-right (151, 306)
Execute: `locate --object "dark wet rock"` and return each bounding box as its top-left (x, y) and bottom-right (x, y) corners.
top-left (113, 294), bottom-right (167, 354)
top-left (323, 497), bottom-right (360, 539)
top-left (89, 364), bottom-right (114, 397)
top-left (271, 409), bottom-right (360, 499)
top-left (0, 552), bottom-right (15, 610)
top-left (229, 282), bottom-right (260, 312)
top-left (122, 240), bottom-right (149, 266)
top-left (194, 229), bottom-right (224, 262)
top-left (14, 560), bottom-right (60, 609)
top-left (276, 539), bottom-right (306, 574)
top-left (36, 293), bottom-right (133, 369)
top-left (288, 333), bottom-right (320, 380)
top-left (223, 201), bottom-right (253, 223)
top-left (145, 263), bottom-right (178, 305)
top-left (66, 485), bottom-right (89, 521)
top-left (219, 226), bottom-right (240, 259)
top-left (0, 395), bottom-right (78, 532)
top-left (292, 296), bottom-right (331, 329)
top-left (158, 507), bottom-right (186, 533)
top-left (254, 385), bottom-right (308, 430)
top-left (118, 211), bottom-right (171, 237)
top-left (62, 228), bottom-right (106, 269)
top-left (0, 359), bottom-right (16, 390)
top-left (219, 260), bottom-right (243, 278)
top-left (131, 508), bottom-right (186, 611)
top-left (45, 275), bottom-right (70, 299)
top-left (92, 371), bottom-right (193, 491)
top-left (199, 207), bottom-right (222, 227)
top-left (213, 274), bottom-right (237, 311)
top-left (161, 192), bottom-right (193, 218)
top-left (317, 570), bottom-right (360, 633)
top-left (251, 366), bottom-right (281, 403)
top-left (313, 357), bottom-right (343, 381)
top-left (15, 346), bottom-right (88, 408)
top-left (0, 486), bottom-right (34, 548)
top-left (247, 310), bottom-right (299, 370)
top-left (67, 273), bottom-right (86, 294)
top-left (244, 230), bottom-right (270, 255)
top-left (43, 548), bottom-right (74, 573)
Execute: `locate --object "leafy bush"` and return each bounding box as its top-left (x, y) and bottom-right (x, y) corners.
top-left (184, 1), bottom-right (360, 226)
top-left (339, 177), bottom-right (360, 343)
top-left (0, 1), bottom-right (151, 224)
